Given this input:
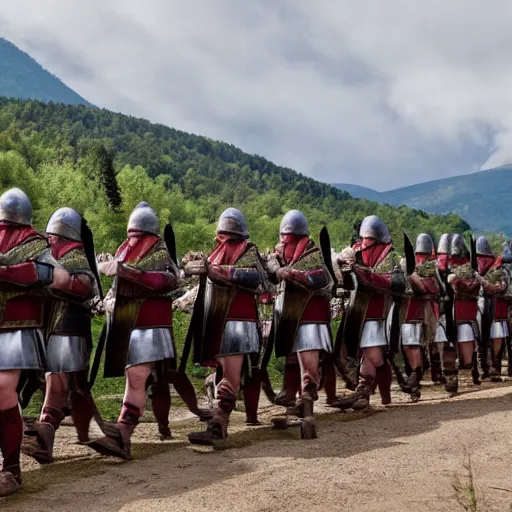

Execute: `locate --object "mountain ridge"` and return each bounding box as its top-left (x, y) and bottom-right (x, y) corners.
top-left (0, 38), bottom-right (90, 106)
top-left (335, 167), bottom-right (512, 234)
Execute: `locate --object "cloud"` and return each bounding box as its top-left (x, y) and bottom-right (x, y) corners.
top-left (1, 0), bottom-right (512, 189)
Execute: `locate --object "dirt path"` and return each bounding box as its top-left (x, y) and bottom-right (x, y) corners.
top-left (3, 382), bottom-right (512, 512)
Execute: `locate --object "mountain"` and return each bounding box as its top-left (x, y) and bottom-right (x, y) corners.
top-left (0, 38), bottom-right (90, 106)
top-left (335, 166), bottom-right (512, 234)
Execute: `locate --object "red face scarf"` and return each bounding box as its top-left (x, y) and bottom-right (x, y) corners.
top-left (116, 233), bottom-right (160, 264)
top-left (49, 238), bottom-right (83, 260)
top-left (354, 239), bottom-right (392, 267)
top-left (208, 234), bottom-right (248, 265)
top-left (278, 234), bottom-right (310, 266)
top-left (477, 255), bottom-right (496, 275)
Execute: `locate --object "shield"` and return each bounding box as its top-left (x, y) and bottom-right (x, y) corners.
top-left (403, 230), bottom-right (415, 276)
top-left (103, 276), bottom-right (144, 378)
top-left (180, 275), bottom-right (207, 372)
top-left (273, 281), bottom-right (313, 358)
top-left (192, 279), bottom-right (236, 365)
top-left (319, 226), bottom-right (337, 286)
top-left (164, 223), bottom-right (178, 267)
top-left (81, 217), bottom-right (103, 300)
top-left (272, 247), bottom-right (331, 358)
top-left (333, 276), bottom-right (369, 390)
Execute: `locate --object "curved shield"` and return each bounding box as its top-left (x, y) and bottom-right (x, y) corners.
top-left (103, 277), bottom-right (144, 378)
top-left (273, 282), bottom-right (313, 358)
top-left (333, 280), bottom-right (369, 390)
top-left (192, 279), bottom-right (236, 365)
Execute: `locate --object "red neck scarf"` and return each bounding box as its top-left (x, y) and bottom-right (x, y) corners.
top-left (0, 222), bottom-right (43, 254)
top-left (451, 255), bottom-right (469, 266)
top-left (278, 234), bottom-right (310, 266)
top-left (208, 234), bottom-right (248, 265)
top-left (116, 234), bottom-right (160, 264)
top-left (415, 253), bottom-right (431, 266)
top-left (51, 239), bottom-right (83, 260)
top-left (436, 254), bottom-right (450, 272)
top-left (477, 255), bottom-right (496, 275)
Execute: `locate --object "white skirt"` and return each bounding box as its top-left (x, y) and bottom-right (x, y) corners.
top-left (293, 323), bottom-right (332, 353)
top-left (360, 320), bottom-right (387, 348)
top-left (457, 323), bottom-right (477, 343)
top-left (400, 323), bottom-right (422, 347)
top-left (490, 320), bottom-right (509, 339)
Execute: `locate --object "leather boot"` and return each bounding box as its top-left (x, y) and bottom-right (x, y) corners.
top-left (471, 352), bottom-right (481, 385)
top-left (23, 406), bottom-right (63, 464)
top-left (188, 378), bottom-right (235, 446)
top-left (443, 344), bottom-right (458, 394)
top-left (243, 370), bottom-right (261, 426)
top-left (429, 347), bottom-right (446, 384)
top-left (149, 380), bottom-right (172, 440)
top-left (300, 383), bottom-right (317, 440)
top-left (375, 363), bottom-right (392, 405)
top-left (402, 367), bottom-right (423, 402)
top-left (86, 402), bottom-right (140, 460)
top-left (274, 358), bottom-right (301, 407)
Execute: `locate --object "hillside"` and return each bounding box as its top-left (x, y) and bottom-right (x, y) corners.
top-left (0, 97), bottom-right (470, 253)
top-left (0, 38), bottom-right (90, 106)
top-left (336, 166), bottom-right (512, 235)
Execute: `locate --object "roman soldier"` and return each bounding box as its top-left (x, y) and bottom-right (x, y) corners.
top-left (186, 208), bottom-right (267, 445)
top-left (94, 202), bottom-right (181, 458)
top-left (0, 188), bottom-right (56, 497)
top-left (477, 238), bottom-right (511, 381)
top-left (23, 207), bottom-right (125, 463)
top-left (267, 210), bottom-right (333, 439)
top-left (335, 215), bottom-right (406, 409)
top-left (399, 234), bottom-right (440, 401)
top-left (447, 234), bottom-right (481, 389)
top-left (475, 236), bottom-right (495, 380)
top-left (433, 233), bottom-right (455, 390)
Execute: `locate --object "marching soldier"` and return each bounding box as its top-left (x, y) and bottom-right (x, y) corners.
top-left (0, 188), bottom-right (56, 496)
top-left (267, 210), bottom-right (333, 438)
top-left (186, 208), bottom-right (267, 445)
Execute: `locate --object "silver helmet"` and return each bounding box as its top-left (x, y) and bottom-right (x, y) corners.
top-left (502, 241), bottom-right (512, 263)
top-left (127, 202), bottom-right (159, 235)
top-left (451, 234), bottom-right (469, 257)
top-left (46, 207), bottom-right (82, 241)
top-left (415, 233), bottom-right (434, 255)
top-left (437, 233), bottom-right (452, 255)
top-left (216, 208), bottom-right (249, 238)
top-left (0, 187), bottom-right (32, 225)
top-left (280, 210), bottom-right (309, 236)
top-left (359, 215), bottom-right (391, 243)
top-left (476, 236), bottom-right (494, 257)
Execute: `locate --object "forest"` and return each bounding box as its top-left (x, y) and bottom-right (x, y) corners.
top-left (0, 97), bottom-right (472, 258)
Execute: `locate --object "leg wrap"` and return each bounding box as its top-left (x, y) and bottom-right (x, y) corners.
top-left (429, 345), bottom-right (444, 383)
top-left (149, 380), bottom-right (171, 430)
top-left (283, 356), bottom-right (301, 397)
top-left (216, 379), bottom-right (237, 416)
top-left (243, 369), bottom-right (261, 425)
top-left (321, 359), bottom-right (337, 402)
top-left (0, 406), bottom-right (22, 479)
top-left (40, 406), bottom-right (65, 431)
top-left (302, 375), bottom-right (319, 402)
top-left (119, 402), bottom-right (142, 426)
top-left (70, 375), bottom-right (96, 443)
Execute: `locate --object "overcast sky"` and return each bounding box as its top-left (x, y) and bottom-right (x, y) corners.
top-left (1, 1), bottom-right (512, 190)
